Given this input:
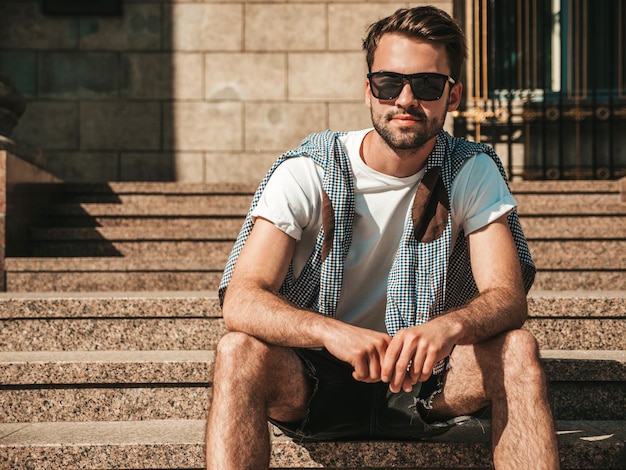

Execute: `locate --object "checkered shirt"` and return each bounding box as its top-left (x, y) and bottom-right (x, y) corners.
top-left (219, 130), bottom-right (535, 373)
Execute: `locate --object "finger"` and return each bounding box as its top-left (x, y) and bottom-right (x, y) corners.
top-left (367, 349), bottom-right (384, 382)
top-left (418, 350), bottom-right (437, 382)
top-left (351, 355), bottom-right (370, 382)
top-left (381, 341), bottom-right (401, 383)
top-left (409, 347), bottom-right (428, 382)
top-left (390, 347), bottom-right (416, 393)
top-left (401, 373), bottom-right (415, 393)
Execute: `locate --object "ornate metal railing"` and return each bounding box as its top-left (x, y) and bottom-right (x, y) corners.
top-left (454, 0), bottom-right (626, 180)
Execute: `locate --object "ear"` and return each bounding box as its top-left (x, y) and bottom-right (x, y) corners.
top-left (447, 82), bottom-right (463, 112)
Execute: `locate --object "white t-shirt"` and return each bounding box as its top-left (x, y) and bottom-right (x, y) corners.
top-left (251, 129), bottom-right (516, 332)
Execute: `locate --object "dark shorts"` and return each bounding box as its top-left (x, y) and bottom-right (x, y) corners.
top-left (269, 348), bottom-right (462, 442)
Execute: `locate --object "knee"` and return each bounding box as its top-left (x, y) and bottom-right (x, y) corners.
top-left (477, 330), bottom-right (545, 380)
top-left (499, 329), bottom-right (545, 382)
top-left (216, 331), bottom-right (260, 357)
top-left (214, 332), bottom-right (269, 378)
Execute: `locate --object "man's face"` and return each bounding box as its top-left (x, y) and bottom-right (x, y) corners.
top-left (365, 33), bottom-right (462, 152)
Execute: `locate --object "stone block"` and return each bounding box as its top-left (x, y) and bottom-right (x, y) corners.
top-left (44, 152), bottom-right (119, 182)
top-left (245, 102), bottom-right (326, 152)
top-left (164, 102), bottom-right (243, 151)
top-left (122, 53), bottom-right (203, 100)
top-left (0, 1), bottom-right (78, 50)
top-left (205, 152), bottom-right (276, 184)
top-left (12, 101), bottom-right (79, 150)
top-left (329, 102), bottom-right (372, 132)
top-left (175, 153), bottom-right (205, 183)
top-left (78, 3), bottom-right (162, 51)
top-left (39, 52), bottom-right (119, 99)
top-left (328, 3), bottom-right (407, 51)
top-left (205, 53), bottom-right (286, 101)
top-left (288, 53), bottom-right (365, 101)
top-left (80, 102), bottom-right (161, 151)
top-left (164, 4), bottom-right (243, 51)
top-left (245, 4), bottom-right (325, 51)
top-left (120, 153), bottom-right (176, 181)
top-left (0, 52), bottom-right (37, 98)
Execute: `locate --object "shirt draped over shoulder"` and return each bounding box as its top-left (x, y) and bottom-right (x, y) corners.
top-left (251, 129), bottom-right (517, 332)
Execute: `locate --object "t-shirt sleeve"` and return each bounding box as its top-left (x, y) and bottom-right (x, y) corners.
top-left (250, 157), bottom-right (323, 241)
top-left (451, 152), bottom-right (517, 236)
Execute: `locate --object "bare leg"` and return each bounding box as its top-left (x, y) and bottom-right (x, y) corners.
top-left (430, 329), bottom-right (560, 470)
top-left (205, 332), bottom-right (309, 470)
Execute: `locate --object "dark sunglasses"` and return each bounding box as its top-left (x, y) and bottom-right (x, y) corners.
top-left (367, 71), bottom-right (455, 101)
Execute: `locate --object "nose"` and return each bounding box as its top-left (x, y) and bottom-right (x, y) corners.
top-left (395, 80), bottom-right (419, 107)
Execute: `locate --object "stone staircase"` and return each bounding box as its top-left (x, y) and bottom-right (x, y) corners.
top-left (0, 179), bottom-right (624, 469)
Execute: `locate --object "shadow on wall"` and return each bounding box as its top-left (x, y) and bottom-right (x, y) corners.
top-left (0, 74), bottom-right (123, 263)
top-left (0, 0), bottom-right (177, 182)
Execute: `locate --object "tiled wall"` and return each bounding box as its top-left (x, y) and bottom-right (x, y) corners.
top-left (0, 0), bottom-right (452, 183)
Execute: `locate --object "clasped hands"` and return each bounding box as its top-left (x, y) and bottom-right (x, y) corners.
top-left (327, 321), bottom-right (455, 394)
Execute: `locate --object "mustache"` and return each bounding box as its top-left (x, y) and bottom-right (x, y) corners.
top-left (387, 108), bottom-right (427, 120)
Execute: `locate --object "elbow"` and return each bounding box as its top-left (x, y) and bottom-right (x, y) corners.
top-left (513, 290), bottom-right (529, 328)
top-left (221, 288), bottom-right (242, 332)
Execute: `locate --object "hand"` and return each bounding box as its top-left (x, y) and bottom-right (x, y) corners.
top-left (381, 320), bottom-right (456, 393)
top-left (324, 322), bottom-right (392, 383)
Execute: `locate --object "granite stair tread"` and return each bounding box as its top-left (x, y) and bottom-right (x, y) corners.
top-left (0, 349), bottom-right (215, 385)
top-left (1, 290), bottom-right (624, 351)
top-left (16, 236), bottom-right (626, 266)
top-left (3, 258), bottom-right (227, 271)
top-left (0, 289), bottom-right (624, 317)
top-left (43, 199), bottom-right (252, 217)
top-left (28, 225), bottom-right (242, 240)
top-left (0, 419), bottom-right (624, 469)
top-left (0, 288), bottom-right (623, 314)
top-left (0, 349), bottom-right (623, 422)
top-left (0, 349), bottom-right (622, 386)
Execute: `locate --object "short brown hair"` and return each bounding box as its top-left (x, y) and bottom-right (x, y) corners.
top-left (362, 6), bottom-right (467, 81)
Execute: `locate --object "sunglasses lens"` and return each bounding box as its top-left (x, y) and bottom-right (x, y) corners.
top-left (410, 74), bottom-right (446, 101)
top-left (370, 74), bottom-right (404, 100)
top-left (369, 73), bottom-right (449, 101)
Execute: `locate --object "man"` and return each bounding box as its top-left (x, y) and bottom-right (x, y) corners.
top-left (206, 6), bottom-right (560, 469)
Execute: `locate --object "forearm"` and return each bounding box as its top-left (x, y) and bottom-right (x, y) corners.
top-left (222, 280), bottom-right (342, 349)
top-left (436, 285), bottom-right (528, 346)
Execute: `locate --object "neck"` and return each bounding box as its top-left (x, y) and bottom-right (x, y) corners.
top-left (361, 131), bottom-right (436, 177)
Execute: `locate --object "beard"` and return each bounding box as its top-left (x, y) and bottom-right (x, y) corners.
top-left (371, 105), bottom-right (447, 151)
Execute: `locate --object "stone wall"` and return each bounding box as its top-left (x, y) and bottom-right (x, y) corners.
top-left (0, 0), bottom-right (452, 183)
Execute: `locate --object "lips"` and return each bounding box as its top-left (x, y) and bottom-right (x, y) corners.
top-left (389, 110), bottom-right (426, 122)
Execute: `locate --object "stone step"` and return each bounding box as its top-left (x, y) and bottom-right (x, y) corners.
top-left (40, 196), bottom-right (626, 218)
top-left (0, 350), bottom-right (623, 422)
top-left (3, 258), bottom-right (224, 292)
top-left (532, 271), bottom-right (626, 290)
top-left (24, 240), bottom-right (235, 258)
top-left (509, 180), bottom-right (621, 193)
top-left (0, 350), bottom-right (213, 423)
top-left (3, 269), bottom-right (222, 292)
top-left (520, 215), bottom-right (626, 239)
top-left (30, 181), bottom-right (624, 220)
top-left (4, 258), bottom-right (625, 292)
top-left (48, 182), bottom-right (257, 197)
top-left (26, 215), bottom-right (626, 243)
top-left (33, 215), bottom-right (243, 229)
top-left (0, 419), bottom-right (624, 469)
top-left (24, 214), bottom-right (626, 240)
top-left (1, 308), bottom-right (622, 351)
top-left (44, 197), bottom-right (252, 217)
top-left (28, 224), bottom-right (243, 241)
top-left (0, 291), bottom-right (624, 351)
top-left (11, 238), bottom-right (626, 267)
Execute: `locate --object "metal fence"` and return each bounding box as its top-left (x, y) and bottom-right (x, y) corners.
top-left (453, 0), bottom-right (626, 180)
